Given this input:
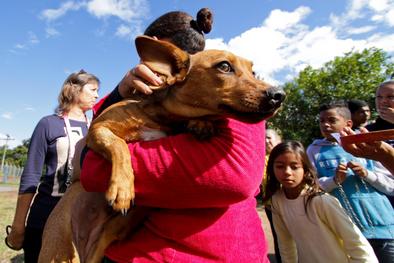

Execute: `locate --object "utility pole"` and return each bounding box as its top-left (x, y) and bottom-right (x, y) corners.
top-left (1, 134), bottom-right (14, 172)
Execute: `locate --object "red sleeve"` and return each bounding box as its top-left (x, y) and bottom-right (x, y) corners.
top-left (80, 118), bottom-right (266, 208)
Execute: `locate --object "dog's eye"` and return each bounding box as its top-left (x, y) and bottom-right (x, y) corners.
top-left (216, 61), bottom-right (234, 73)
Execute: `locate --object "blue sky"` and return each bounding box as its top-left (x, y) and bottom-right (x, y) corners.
top-left (1, 0), bottom-right (394, 148)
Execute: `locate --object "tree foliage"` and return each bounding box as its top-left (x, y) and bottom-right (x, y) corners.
top-left (268, 48), bottom-right (394, 146)
top-left (3, 48), bottom-right (394, 165)
top-left (0, 139), bottom-right (29, 167)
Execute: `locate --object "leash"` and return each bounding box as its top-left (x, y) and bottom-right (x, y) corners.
top-left (63, 114), bottom-right (90, 189)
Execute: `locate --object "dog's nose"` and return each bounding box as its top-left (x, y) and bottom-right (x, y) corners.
top-left (266, 86), bottom-right (286, 108)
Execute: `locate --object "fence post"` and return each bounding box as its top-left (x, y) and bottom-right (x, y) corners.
top-left (3, 163), bottom-right (8, 183)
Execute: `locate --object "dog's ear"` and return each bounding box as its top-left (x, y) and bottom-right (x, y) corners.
top-left (135, 36), bottom-right (190, 87)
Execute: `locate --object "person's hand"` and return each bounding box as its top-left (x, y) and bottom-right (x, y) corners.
top-left (118, 64), bottom-right (164, 97)
top-left (379, 106), bottom-right (394, 123)
top-left (335, 163), bottom-right (348, 185)
top-left (340, 127), bottom-right (388, 161)
top-left (5, 225), bottom-right (24, 250)
top-left (347, 161), bottom-right (368, 178)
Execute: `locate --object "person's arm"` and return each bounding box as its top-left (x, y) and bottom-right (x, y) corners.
top-left (271, 195), bottom-right (297, 263)
top-left (307, 145), bottom-right (340, 192)
top-left (341, 127), bottom-right (394, 174)
top-left (356, 161), bottom-right (394, 196)
top-left (377, 145), bottom-right (394, 175)
top-left (81, 118), bottom-right (265, 208)
top-left (6, 193), bottom-right (34, 250)
top-left (6, 118), bottom-right (49, 249)
top-left (316, 195), bottom-right (378, 262)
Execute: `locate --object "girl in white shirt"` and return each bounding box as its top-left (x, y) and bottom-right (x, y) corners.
top-left (263, 140), bottom-right (377, 263)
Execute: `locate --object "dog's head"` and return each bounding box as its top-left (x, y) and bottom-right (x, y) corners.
top-left (135, 36), bottom-right (285, 122)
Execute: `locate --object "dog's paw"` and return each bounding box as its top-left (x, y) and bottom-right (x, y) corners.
top-left (187, 120), bottom-right (218, 140)
top-left (106, 177), bottom-right (135, 215)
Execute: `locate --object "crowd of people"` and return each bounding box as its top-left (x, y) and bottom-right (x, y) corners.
top-left (4, 6), bottom-right (394, 263)
top-left (262, 81), bottom-right (394, 262)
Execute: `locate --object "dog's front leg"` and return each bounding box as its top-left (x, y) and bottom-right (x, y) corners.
top-left (86, 126), bottom-right (134, 213)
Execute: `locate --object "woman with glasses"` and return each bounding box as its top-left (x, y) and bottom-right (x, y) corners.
top-left (5, 70), bottom-right (99, 263)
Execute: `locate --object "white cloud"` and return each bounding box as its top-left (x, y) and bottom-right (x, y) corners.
top-left (115, 24), bottom-right (131, 37)
top-left (41, 0), bottom-right (149, 22)
top-left (14, 44), bottom-right (26, 50)
top-left (115, 22), bottom-right (143, 39)
top-left (386, 8), bottom-right (394, 26)
top-left (346, 25), bottom-right (376, 34)
top-left (1, 112), bottom-right (13, 120)
top-left (24, 107), bottom-right (35, 112)
top-left (330, 0), bottom-right (394, 31)
top-left (87, 0), bottom-right (148, 22)
top-left (263, 6), bottom-right (311, 31)
top-left (366, 33), bottom-right (394, 52)
top-left (28, 32), bottom-right (39, 44)
top-left (205, 4), bottom-right (394, 85)
top-left (40, 1), bottom-right (84, 22)
top-left (368, 0), bottom-right (390, 12)
top-left (39, 0), bottom-right (149, 40)
top-left (10, 32), bottom-right (40, 53)
top-left (45, 27), bottom-right (60, 38)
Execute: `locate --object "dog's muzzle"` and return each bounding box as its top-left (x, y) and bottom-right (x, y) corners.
top-left (261, 86), bottom-right (286, 112)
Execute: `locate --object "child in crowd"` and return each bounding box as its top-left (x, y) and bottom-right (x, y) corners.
top-left (307, 101), bottom-right (394, 262)
top-left (264, 140), bottom-right (377, 263)
top-left (347, 99), bottom-right (371, 130)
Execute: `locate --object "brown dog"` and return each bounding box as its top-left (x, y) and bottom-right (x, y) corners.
top-left (39, 36), bottom-right (285, 263)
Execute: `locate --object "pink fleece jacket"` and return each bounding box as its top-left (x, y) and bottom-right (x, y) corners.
top-left (81, 117), bottom-right (269, 262)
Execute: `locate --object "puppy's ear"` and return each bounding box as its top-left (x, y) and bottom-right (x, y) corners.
top-left (135, 36), bottom-right (190, 87)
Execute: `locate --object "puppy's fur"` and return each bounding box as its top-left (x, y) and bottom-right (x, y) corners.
top-left (39, 36), bottom-right (285, 263)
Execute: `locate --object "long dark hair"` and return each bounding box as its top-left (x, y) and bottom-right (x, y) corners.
top-left (263, 140), bottom-right (323, 213)
top-left (144, 8), bottom-right (213, 54)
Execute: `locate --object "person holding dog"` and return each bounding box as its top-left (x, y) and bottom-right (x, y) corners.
top-left (80, 8), bottom-right (274, 263)
top-left (5, 70), bottom-right (99, 263)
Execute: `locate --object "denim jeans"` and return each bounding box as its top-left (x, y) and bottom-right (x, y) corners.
top-left (368, 238), bottom-right (394, 263)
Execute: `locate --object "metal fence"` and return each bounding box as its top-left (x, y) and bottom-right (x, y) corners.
top-left (1, 163), bottom-right (23, 183)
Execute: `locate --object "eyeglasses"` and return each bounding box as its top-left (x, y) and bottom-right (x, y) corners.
top-left (376, 95), bottom-right (394, 102)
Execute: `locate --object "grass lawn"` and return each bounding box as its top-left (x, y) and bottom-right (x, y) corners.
top-left (0, 189), bottom-right (24, 263)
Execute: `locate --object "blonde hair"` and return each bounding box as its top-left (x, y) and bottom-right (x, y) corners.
top-left (55, 70), bottom-right (100, 116)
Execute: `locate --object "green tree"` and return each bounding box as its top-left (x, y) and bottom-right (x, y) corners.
top-left (0, 139), bottom-right (29, 167)
top-left (269, 48), bottom-right (394, 146)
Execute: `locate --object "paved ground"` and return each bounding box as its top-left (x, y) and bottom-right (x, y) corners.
top-left (257, 204), bottom-right (277, 263)
top-left (0, 185), bottom-right (18, 192)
